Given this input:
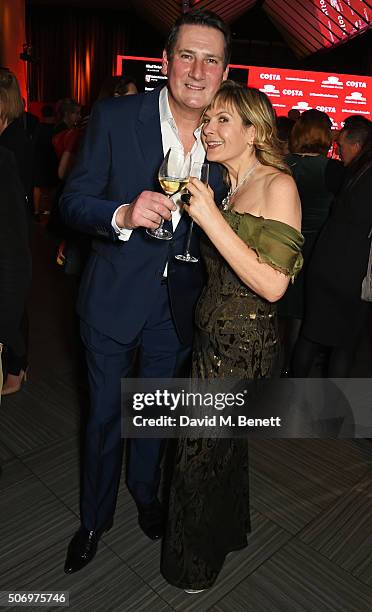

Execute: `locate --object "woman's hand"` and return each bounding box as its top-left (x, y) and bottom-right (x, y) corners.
top-left (183, 177), bottom-right (220, 229)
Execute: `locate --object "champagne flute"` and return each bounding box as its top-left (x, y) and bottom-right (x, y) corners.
top-left (147, 148), bottom-right (190, 241)
top-left (175, 162), bottom-right (209, 263)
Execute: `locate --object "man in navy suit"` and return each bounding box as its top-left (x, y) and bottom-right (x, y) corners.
top-left (61, 9), bottom-right (230, 574)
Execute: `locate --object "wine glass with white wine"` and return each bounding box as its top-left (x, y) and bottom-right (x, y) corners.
top-left (175, 161), bottom-right (209, 262)
top-left (146, 148), bottom-right (190, 241)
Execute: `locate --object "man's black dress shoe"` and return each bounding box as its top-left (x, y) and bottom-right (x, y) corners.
top-left (137, 500), bottom-right (164, 540)
top-left (64, 520), bottom-right (113, 574)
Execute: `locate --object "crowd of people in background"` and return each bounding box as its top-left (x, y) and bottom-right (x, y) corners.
top-left (277, 109), bottom-right (372, 376)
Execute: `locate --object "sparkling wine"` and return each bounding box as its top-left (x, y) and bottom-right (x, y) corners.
top-left (147, 148), bottom-right (191, 241)
top-left (159, 176), bottom-right (189, 195)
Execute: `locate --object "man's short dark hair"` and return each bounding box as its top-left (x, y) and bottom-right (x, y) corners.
top-left (341, 122), bottom-right (372, 147)
top-left (343, 115), bottom-right (370, 130)
top-left (165, 9), bottom-right (231, 68)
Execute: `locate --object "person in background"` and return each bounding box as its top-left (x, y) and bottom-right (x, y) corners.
top-left (57, 78), bottom-right (138, 181)
top-left (52, 99), bottom-right (82, 176)
top-left (53, 98), bottom-right (81, 136)
top-left (278, 109), bottom-right (345, 376)
top-left (0, 146), bottom-right (32, 399)
top-left (343, 114), bottom-right (371, 130)
top-left (33, 105), bottom-right (59, 217)
top-left (48, 99), bottom-right (84, 243)
top-left (293, 122), bottom-right (372, 377)
top-left (288, 108), bottom-right (300, 122)
top-left (97, 75), bottom-right (138, 100)
top-left (0, 68), bottom-right (33, 204)
top-left (337, 119), bottom-right (371, 167)
top-left (328, 116), bottom-right (371, 162)
top-left (0, 68), bottom-right (32, 395)
top-left (22, 98), bottom-right (40, 142)
top-left (56, 126), bottom-right (84, 182)
top-left (276, 115), bottom-right (295, 155)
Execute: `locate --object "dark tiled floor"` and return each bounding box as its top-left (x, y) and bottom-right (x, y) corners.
top-left (1, 224), bottom-right (372, 611)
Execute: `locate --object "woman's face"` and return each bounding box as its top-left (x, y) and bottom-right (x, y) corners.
top-left (202, 102), bottom-right (255, 166)
top-left (66, 107), bottom-right (81, 128)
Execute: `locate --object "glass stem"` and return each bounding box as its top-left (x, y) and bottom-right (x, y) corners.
top-left (159, 194), bottom-right (172, 230)
top-left (184, 220), bottom-right (194, 255)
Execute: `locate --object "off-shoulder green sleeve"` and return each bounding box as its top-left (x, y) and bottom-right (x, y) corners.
top-left (223, 211), bottom-right (304, 280)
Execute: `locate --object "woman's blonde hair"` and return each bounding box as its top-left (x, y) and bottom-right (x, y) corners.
top-left (205, 80), bottom-right (290, 176)
top-left (0, 68), bottom-right (24, 123)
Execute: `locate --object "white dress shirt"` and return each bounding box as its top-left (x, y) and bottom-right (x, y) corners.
top-left (111, 86), bottom-right (206, 242)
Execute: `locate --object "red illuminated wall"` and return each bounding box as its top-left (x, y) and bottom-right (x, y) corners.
top-left (0, 0), bottom-right (27, 105)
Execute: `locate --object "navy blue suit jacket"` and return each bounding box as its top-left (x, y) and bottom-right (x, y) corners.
top-left (60, 87), bottom-right (225, 345)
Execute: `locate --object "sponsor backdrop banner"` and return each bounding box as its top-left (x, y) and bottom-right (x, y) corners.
top-left (248, 66), bottom-right (371, 130)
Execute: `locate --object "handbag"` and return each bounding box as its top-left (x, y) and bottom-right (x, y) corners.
top-left (361, 228), bottom-right (372, 302)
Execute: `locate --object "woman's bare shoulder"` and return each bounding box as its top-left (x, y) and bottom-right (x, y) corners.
top-left (264, 169), bottom-right (296, 190)
top-left (262, 170), bottom-right (301, 229)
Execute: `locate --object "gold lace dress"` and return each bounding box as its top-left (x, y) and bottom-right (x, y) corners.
top-left (161, 211), bottom-right (303, 590)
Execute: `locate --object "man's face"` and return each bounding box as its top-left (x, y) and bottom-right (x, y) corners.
top-left (162, 24), bottom-right (228, 115)
top-left (337, 130), bottom-right (360, 165)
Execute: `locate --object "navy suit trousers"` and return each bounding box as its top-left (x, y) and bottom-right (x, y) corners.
top-left (80, 282), bottom-right (191, 531)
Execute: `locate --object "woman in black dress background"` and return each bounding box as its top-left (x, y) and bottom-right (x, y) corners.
top-left (278, 109), bottom-right (345, 375)
top-left (0, 146), bottom-right (32, 397)
top-left (0, 68), bottom-right (32, 395)
top-left (293, 121), bottom-right (372, 377)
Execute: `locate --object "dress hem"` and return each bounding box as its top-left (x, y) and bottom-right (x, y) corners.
top-left (160, 538), bottom-right (249, 590)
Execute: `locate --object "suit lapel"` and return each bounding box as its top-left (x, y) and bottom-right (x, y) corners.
top-left (136, 88), bottom-right (164, 187)
top-left (174, 207), bottom-right (191, 238)
top-left (209, 163), bottom-right (227, 204)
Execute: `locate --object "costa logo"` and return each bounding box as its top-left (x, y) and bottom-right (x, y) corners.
top-left (345, 92), bottom-right (367, 103)
top-left (260, 84), bottom-right (280, 95)
top-left (292, 101), bottom-right (311, 111)
top-left (319, 0), bottom-right (328, 15)
top-left (346, 80), bottom-right (366, 88)
top-left (260, 73), bottom-right (281, 81)
top-left (282, 89), bottom-right (303, 96)
top-left (316, 105), bottom-right (336, 113)
top-left (337, 15), bottom-right (346, 30)
top-left (321, 76), bottom-right (343, 88)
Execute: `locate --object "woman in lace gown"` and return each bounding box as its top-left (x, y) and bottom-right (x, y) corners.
top-left (161, 81), bottom-right (303, 592)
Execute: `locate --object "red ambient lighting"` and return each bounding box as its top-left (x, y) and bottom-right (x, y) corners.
top-left (313, 0), bottom-right (371, 47)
